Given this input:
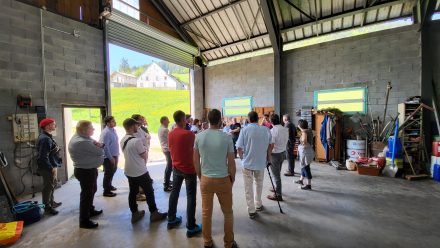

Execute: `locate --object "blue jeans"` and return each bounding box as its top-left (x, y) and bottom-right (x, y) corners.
top-left (301, 165), bottom-right (312, 179)
top-left (168, 168), bottom-right (197, 229)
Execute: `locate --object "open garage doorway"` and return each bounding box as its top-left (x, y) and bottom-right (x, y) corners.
top-left (108, 43), bottom-right (191, 165)
top-left (62, 106), bottom-right (106, 179)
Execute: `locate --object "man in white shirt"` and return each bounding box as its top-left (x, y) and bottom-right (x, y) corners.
top-left (120, 118), bottom-right (167, 223)
top-left (236, 111), bottom-right (271, 219)
top-left (267, 114), bottom-right (289, 201)
top-left (158, 116), bottom-right (173, 192)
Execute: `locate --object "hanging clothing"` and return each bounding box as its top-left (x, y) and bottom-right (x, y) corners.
top-left (320, 115), bottom-right (329, 160)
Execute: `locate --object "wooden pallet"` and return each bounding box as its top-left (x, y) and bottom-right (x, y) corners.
top-left (405, 174), bottom-right (429, 181)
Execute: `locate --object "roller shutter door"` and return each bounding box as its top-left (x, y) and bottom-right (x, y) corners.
top-left (105, 9), bottom-right (198, 68)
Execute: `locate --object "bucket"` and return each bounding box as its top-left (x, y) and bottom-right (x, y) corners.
top-left (434, 164), bottom-right (440, 182)
top-left (431, 156), bottom-right (440, 178)
top-left (386, 157), bottom-right (404, 169)
top-left (387, 136), bottom-right (402, 155)
top-left (347, 148), bottom-right (366, 159)
top-left (432, 142), bottom-right (440, 157)
top-left (347, 140), bottom-right (366, 149)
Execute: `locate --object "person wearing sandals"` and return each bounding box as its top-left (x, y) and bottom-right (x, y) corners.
top-left (120, 118), bottom-right (167, 224)
top-left (37, 118), bottom-right (62, 216)
top-left (295, 120), bottom-right (315, 190)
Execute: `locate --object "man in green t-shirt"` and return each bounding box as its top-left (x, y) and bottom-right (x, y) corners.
top-left (194, 109), bottom-right (238, 248)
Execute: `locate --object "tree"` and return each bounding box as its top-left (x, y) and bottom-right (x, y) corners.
top-left (119, 57), bottom-right (130, 73)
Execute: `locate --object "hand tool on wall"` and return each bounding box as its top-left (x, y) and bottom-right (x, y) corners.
top-left (382, 82), bottom-right (392, 129)
top-left (431, 80), bottom-right (440, 133)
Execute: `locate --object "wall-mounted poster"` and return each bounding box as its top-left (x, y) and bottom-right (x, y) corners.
top-left (222, 96), bottom-right (253, 117)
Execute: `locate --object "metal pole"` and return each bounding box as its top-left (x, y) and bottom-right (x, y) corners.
top-left (40, 9), bottom-right (48, 115)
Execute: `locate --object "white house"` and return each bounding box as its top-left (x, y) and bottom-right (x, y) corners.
top-left (137, 63), bottom-right (186, 90)
top-left (110, 71), bottom-right (137, 87)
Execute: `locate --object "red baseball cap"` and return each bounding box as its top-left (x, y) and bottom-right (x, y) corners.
top-left (39, 118), bottom-right (55, 128)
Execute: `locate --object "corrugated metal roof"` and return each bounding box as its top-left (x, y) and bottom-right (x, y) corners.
top-left (279, 0), bottom-right (417, 44)
top-left (163, 0), bottom-right (269, 61)
top-left (162, 0), bottom-right (418, 62)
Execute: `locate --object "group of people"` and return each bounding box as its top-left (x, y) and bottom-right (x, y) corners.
top-left (35, 109), bottom-right (315, 248)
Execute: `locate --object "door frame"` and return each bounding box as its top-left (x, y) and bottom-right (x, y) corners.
top-left (61, 104), bottom-right (106, 180)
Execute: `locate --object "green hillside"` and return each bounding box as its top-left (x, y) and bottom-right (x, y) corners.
top-left (72, 88), bottom-right (190, 133)
top-left (171, 73), bottom-right (190, 85)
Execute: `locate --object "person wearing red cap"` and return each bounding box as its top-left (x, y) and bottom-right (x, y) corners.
top-left (37, 118), bottom-right (62, 216)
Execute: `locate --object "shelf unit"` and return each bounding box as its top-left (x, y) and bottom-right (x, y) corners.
top-left (398, 103), bottom-right (425, 173)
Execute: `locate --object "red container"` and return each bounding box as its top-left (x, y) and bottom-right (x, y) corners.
top-left (357, 165), bottom-right (381, 176)
top-left (433, 142), bottom-right (440, 157)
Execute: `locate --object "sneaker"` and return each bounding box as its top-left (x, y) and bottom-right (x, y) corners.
top-left (167, 216), bottom-right (182, 229)
top-left (131, 210), bottom-right (145, 223)
top-left (52, 201), bottom-right (62, 208)
top-left (204, 243), bottom-right (214, 248)
top-left (186, 224), bottom-right (202, 238)
top-left (256, 205), bottom-right (264, 212)
top-left (249, 212), bottom-right (257, 219)
top-left (80, 220), bottom-right (98, 229)
top-left (103, 192), bottom-right (117, 197)
top-left (150, 210), bottom-right (167, 222)
top-left (284, 171), bottom-right (295, 177)
top-left (294, 180), bottom-right (304, 186)
top-left (45, 208), bottom-right (59, 216)
top-left (163, 185), bottom-right (173, 192)
top-left (110, 186), bottom-right (117, 191)
top-left (267, 194), bottom-right (283, 201)
top-left (90, 209), bottom-right (103, 218)
top-left (301, 185), bottom-right (312, 190)
top-left (136, 194), bottom-right (146, 201)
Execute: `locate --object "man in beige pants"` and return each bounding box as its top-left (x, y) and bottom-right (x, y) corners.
top-left (236, 111), bottom-right (272, 219)
top-left (194, 109), bottom-right (238, 248)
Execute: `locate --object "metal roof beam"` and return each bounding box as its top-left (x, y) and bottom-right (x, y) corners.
top-left (201, 33), bottom-right (270, 55)
top-left (180, 0), bottom-right (248, 27)
top-left (419, 0), bottom-right (438, 26)
top-left (284, 0), bottom-right (316, 20)
top-left (281, 0), bottom-right (411, 34)
top-left (150, 0), bottom-right (197, 46)
top-left (261, 0), bottom-right (282, 54)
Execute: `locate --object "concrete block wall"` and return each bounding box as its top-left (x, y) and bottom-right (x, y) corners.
top-left (0, 0), bottom-right (105, 195)
top-left (205, 54), bottom-right (275, 110)
top-left (191, 66), bottom-right (204, 119)
top-left (281, 25), bottom-right (421, 124)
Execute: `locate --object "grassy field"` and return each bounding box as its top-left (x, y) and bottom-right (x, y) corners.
top-left (171, 73), bottom-right (190, 85)
top-left (72, 88), bottom-right (190, 133)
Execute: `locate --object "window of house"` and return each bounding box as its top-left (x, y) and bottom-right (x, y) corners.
top-left (112, 0), bottom-right (140, 20)
top-left (314, 87), bottom-right (368, 114)
top-left (164, 76), bottom-right (167, 80)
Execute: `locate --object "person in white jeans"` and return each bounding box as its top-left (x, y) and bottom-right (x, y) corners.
top-left (236, 111), bottom-right (271, 219)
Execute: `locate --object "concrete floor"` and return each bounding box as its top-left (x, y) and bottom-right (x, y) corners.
top-left (13, 160), bottom-right (440, 248)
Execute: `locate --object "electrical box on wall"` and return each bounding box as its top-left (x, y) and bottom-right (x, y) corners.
top-left (12, 114), bottom-right (39, 143)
